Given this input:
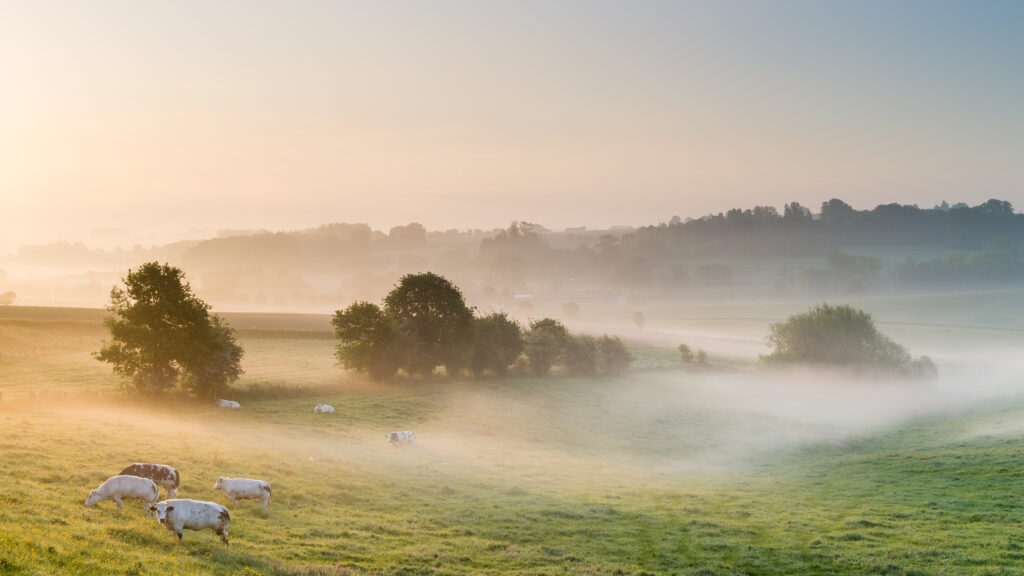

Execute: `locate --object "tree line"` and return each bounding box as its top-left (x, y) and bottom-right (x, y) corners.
top-left (94, 263), bottom-right (935, 399)
top-left (11, 198), bottom-right (1021, 310)
top-left (331, 272), bottom-right (634, 381)
top-left (94, 264), bottom-right (635, 398)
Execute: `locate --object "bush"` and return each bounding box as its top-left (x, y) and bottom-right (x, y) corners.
top-left (470, 312), bottom-right (524, 377)
top-left (524, 318), bottom-right (571, 377)
top-left (564, 335), bottom-right (598, 377)
top-left (678, 343), bottom-right (693, 363)
top-left (761, 303), bottom-right (936, 378)
top-left (597, 335), bottom-right (633, 376)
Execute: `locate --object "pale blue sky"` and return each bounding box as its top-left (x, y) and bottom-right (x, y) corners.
top-left (1, 0), bottom-right (1021, 246)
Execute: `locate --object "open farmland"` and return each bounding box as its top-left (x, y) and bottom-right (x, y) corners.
top-left (3, 300), bottom-right (1024, 575)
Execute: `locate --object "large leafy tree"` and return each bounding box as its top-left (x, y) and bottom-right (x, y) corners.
top-left (470, 312), bottom-right (524, 377)
top-left (332, 301), bottom-right (402, 381)
top-left (94, 262), bottom-right (244, 397)
top-left (383, 272), bottom-right (474, 377)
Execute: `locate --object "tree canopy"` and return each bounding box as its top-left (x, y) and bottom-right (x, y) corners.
top-left (383, 272), bottom-right (475, 376)
top-left (94, 262), bottom-right (244, 397)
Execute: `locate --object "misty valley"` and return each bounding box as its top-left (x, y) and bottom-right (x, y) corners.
top-left (2, 199), bottom-right (1024, 575)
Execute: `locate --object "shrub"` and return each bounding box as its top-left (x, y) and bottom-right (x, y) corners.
top-left (524, 318), bottom-right (571, 377)
top-left (597, 335), bottom-right (633, 376)
top-left (678, 343), bottom-right (693, 363)
top-left (761, 303), bottom-right (936, 378)
top-left (564, 335), bottom-right (598, 377)
top-left (470, 312), bottom-right (524, 377)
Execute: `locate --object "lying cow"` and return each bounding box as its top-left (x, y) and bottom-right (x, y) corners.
top-left (213, 476), bottom-right (272, 510)
top-left (313, 402), bottom-right (334, 414)
top-left (85, 475), bottom-right (160, 512)
top-left (386, 431), bottom-right (415, 447)
top-left (119, 463), bottom-right (180, 498)
top-left (149, 499), bottom-right (231, 546)
top-left (214, 399), bottom-right (240, 409)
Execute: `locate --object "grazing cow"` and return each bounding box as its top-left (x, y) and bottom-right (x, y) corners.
top-left (386, 431), bottom-right (415, 447)
top-left (313, 402), bottom-right (335, 414)
top-left (118, 463), bottom-right (180, 498)
top-left (214, 399), bottom-right (240, 409)
top-left (149, 499), bottom-right (231, 546)
top-left (85, 475), bottom-right (160, 512)
top-left (213, 476), bottom-right (272, 510)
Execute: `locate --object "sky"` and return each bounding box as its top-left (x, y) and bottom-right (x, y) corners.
top-left (2, 0), bottom-right (1022, 249)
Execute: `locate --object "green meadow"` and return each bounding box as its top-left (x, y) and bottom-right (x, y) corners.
top-left (2, 299), bottom-right (1024, 575)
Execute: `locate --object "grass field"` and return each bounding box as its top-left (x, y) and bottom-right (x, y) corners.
top-left (3, 300), bottom-right (1024, 575)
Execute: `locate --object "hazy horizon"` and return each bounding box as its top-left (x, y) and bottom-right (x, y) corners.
top-left (3, 1), bottom-right (1023, 252)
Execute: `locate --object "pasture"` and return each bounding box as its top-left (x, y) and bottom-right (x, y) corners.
top-left (2, 299), bottom-right (1024, 575)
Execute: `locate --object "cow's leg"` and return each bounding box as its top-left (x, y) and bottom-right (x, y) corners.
top-left (176, 530), bottom-right (184, 543)
top-left (233, 497), bottom-right (239, 507)
top-left (114, 497), bottom-right (123, 512)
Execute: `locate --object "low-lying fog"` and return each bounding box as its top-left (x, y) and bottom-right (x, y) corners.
top-left (27, 351), bottom-right (1023, 495)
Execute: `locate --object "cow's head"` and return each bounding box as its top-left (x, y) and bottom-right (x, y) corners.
top-left (84, 490), bottom-right (100, 507)
top-left (213, 477), bottom-right (225, 490)
top-left (149, 502), bottom-right (173, 523)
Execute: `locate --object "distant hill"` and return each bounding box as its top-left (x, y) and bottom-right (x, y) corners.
top-left (3, 198), bottom-right (1022, 310)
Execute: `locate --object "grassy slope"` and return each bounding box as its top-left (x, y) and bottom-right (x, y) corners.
top-left (3, 305), bottom-right (1024, 575)
top-left (4, 386), bottom-right (1024, 576)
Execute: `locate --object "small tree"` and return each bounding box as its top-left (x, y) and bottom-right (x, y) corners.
top-left (524, 318), bottom-right (571, 377)
top-left (695, 349), bottom-right (708, 364)
top-left (563, 334), bottom-right (598, 377)
top-left (332, 301), bottom-right (402, 381)
top-left (470, 312), bottom-right (524, 377)
top-left (678, 343), bottom-right (693, 363)
top-left (597, 335), bottom-right (633, 376)
top-left (94, 262), bottom-right (244, 398)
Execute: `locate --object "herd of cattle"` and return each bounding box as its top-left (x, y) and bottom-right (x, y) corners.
top-left (83, 402), bottom-right (416, 545)
top-left (84, 463), bottom-right (265, 545)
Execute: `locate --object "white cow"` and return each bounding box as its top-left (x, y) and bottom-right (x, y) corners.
top-left (85, 475), bottom-right (160, 512)
top-left (386, 431), bottom-right (415, 447)
top-left (214, 399), bottom-right (240, 409)
top-left (213, 476), bottom-right (272, 510)
top-left (149, 499), bottom-right (231, 546)
top-left (313, 403), bottom-right (335, 414)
